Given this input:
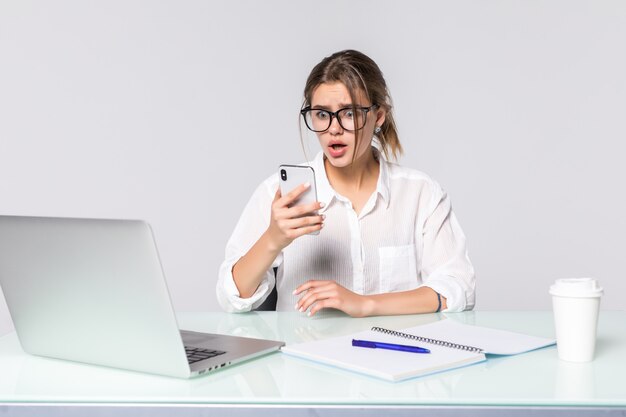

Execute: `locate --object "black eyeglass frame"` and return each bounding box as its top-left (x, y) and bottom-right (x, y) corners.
top-left (300, 104), bottom-right (379, 132)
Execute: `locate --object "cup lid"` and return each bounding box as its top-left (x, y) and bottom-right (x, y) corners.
top-left (549, 278), bottom-right (603, 298)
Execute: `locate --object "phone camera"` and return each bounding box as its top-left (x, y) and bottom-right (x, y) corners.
top-left (280, 169), bottom-right (287, 181)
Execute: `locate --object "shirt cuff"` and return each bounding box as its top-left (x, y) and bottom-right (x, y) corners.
top-left (421, 274), bottom-right (472, 312)
top-left (216, 260), bottom-right (275, 313)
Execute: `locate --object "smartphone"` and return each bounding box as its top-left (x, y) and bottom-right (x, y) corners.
top-left (278, 164), bottom-right (320, 235)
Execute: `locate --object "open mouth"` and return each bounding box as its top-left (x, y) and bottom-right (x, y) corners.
top-left (328, 143), bottom-right (348, 158)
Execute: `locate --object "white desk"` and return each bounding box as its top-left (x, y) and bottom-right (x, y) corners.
top-left (1, 311), bottom-right (625, 416)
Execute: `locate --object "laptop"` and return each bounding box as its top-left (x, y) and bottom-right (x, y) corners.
top-left (0, 215), bottom-right (284, 378)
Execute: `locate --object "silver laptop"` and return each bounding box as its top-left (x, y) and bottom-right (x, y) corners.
top-left (0, 215), bottom-right (284, 378)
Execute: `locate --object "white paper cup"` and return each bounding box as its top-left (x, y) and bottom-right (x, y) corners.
top-left (549, 278), bottom-right (603, 362)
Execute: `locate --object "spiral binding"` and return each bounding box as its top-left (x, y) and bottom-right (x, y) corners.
top-left (371, 326), bottom-right (484, 354)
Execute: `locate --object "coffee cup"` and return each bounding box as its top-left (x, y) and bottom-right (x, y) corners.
top-left (549, 278), bottom-right (603, 362)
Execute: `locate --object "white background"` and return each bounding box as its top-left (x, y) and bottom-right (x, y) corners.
top-left (1, 0), bottom-right (625, 336)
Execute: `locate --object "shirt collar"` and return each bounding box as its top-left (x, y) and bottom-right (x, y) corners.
top-left (309, 147), bottom-right (391, 213)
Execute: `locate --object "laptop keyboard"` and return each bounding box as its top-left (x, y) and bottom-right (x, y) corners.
top-left (184, 346), bottom-right (226, 364)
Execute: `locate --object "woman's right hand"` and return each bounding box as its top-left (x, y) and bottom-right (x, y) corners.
top-left (265, 183), bottom-right (324, 251)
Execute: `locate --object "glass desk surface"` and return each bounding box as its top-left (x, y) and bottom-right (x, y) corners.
top-left (1, 310), bottom-right (625, 410)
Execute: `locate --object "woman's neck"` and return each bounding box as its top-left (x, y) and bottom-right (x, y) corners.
top-left (324, 148), bottom-right (380, 196)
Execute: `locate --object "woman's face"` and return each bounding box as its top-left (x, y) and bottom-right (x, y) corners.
top-left (309, 82), bottom-right (385, 169)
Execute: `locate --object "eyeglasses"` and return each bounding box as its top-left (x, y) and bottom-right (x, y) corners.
top-left (300, 104), bottom-right (378, 132)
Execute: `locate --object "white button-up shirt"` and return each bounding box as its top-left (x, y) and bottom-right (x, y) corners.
top-left (216, 149), bottom-right (475, 313)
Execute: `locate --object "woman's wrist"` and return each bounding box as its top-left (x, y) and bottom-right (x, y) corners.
top-left (262, 229), bottom-right (287, 254)
top-left (360, 295), bottom-right (378, 317)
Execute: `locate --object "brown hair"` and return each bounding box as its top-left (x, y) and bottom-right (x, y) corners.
top-left (302, 49), bottom-right (402, 161)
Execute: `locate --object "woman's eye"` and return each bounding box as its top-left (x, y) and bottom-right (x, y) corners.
top-left (315, 111), bottom-right (329, 120)
top-left (344, 110), bottom-right (354, 119)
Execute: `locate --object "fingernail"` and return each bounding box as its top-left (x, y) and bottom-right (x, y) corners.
top-left (294, 303), bottom-right (298, 310)
top-left (321, 214), bottom-right (326, 219)
top-left (292, 290), bottom-right (297, 295)
top-left (304, 182), bottom-right (310, 188)
top-left (319, 202), bottom-right (325, 208)
top-left (299, 307), bottom-right (304, 313)
top-left (307, 311), bottom-right (312, 317)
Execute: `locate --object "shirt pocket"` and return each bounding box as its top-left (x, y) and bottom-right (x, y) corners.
top-left (379, 244), bottom-right (418, 293)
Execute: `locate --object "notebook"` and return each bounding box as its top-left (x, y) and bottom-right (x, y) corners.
top-left (281, 318), bottom-right (555, 382)
top-left (0, 215), bottom-right (284, 378)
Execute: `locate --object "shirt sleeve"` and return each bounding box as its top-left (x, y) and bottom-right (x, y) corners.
top-left (216, 178), bottom-right (283, 313)
top-left (418, 182), bottom-right (476, 312)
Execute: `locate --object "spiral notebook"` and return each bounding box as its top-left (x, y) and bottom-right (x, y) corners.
top-left (281, 319), bottom-right (555, 382)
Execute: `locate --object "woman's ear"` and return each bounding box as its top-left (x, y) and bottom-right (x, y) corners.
top-left (376, 107), bottom-right (386, 128)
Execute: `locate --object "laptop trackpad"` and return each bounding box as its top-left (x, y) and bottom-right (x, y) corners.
top-left (180, 329), bottom-right (283, 355)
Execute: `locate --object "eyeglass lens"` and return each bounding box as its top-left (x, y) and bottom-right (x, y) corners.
top-left (304, 108), bottom-right (368, 132)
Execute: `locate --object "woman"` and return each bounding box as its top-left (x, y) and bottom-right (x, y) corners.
top-left (217, 50), bottom-right (475, 316)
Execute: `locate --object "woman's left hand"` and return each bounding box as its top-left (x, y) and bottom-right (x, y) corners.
top-left (293, 280), bottom-right (373, 317)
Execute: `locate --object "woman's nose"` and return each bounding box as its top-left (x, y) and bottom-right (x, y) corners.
top-left (328, 115), bottom-right (343, 134)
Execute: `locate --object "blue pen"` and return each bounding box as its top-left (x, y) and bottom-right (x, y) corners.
top-left (352, 339), bottom-right (431, 354)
